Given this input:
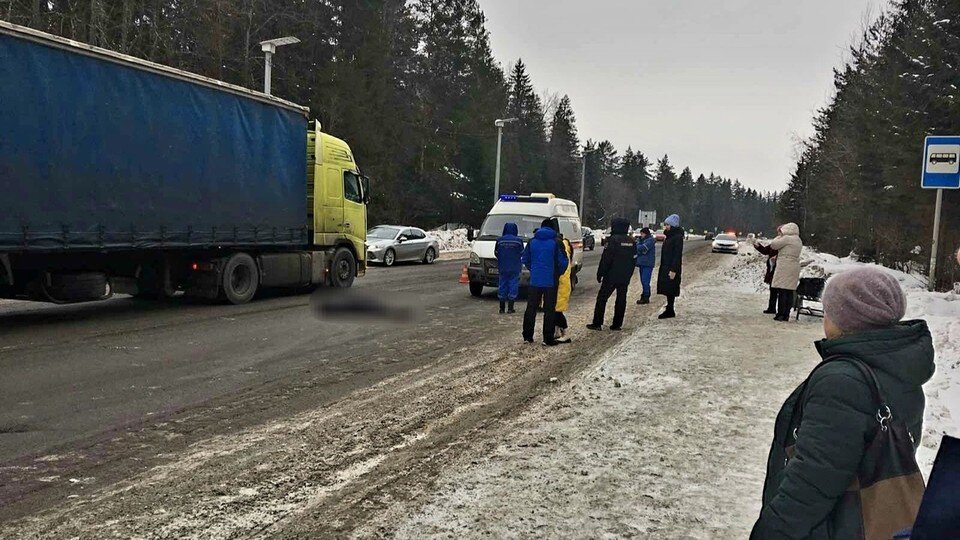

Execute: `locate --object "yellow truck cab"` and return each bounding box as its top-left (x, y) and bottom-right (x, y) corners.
top-left (308, 125), bottom-right (369, 279)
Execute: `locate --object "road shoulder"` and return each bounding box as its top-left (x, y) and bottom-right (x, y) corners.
top-left (379, 254), bottom-right (823, 538)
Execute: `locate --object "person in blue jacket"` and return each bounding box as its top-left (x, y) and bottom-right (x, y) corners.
top-left (494, 222), bottom-right (524, 314)
top-left (635, 227), bottom-right (656, 305)
top-left (521, 221), bottom-right (569, 345)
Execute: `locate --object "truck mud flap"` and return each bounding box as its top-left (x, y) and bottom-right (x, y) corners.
top-left (0, 254), bottom-right (11, 286)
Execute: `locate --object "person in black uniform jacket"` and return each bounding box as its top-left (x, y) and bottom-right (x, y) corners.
top-left (657, 214), bottom-right (684, 319)
top-left (587, 217), bottom-right (636, 331)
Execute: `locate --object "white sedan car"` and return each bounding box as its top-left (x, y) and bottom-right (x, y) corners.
top-left (711, 233), bottom-right (739, 254)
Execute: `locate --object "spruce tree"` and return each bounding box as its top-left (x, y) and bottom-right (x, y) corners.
top-left (546, 95), bottom-right (581, 200)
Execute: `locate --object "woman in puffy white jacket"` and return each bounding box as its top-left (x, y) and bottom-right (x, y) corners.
top-left (762, 222), bottom-right (802, 322)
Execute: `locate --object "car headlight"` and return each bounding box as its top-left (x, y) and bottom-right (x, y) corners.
top-left (470, 252), bottom-right (481, 266)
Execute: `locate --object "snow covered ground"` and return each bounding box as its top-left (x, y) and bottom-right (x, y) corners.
top-left (390, 252), bottom-right (822, 538)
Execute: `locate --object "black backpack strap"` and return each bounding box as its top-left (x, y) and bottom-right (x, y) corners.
top-left (787, 355), bottom-right (891, 446)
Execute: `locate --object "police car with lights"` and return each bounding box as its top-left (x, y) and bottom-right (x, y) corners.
top-left (467, 194), bottom-right (584, 297)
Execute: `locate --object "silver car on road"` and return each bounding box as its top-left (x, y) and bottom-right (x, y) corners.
top-left (366, 226), bottom-right (440, 267)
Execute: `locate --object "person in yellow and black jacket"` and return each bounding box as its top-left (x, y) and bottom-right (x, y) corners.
top-left (549, 218), bottom-right (574, 343)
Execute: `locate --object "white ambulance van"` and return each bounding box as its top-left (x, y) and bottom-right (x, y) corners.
top-left (467, 194), bottom-right (584, 297)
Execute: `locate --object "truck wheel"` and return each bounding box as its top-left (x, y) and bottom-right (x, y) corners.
top-left (423, 247), bottom-right (437, 264)
top-left (469, 282), bottom-right (484, 297)
top-left (221, 253), bottom-right (259, 305)
top-left (42, 273), bottom-right (110, 303)
top-left (383, 248), bottom-right (396, 267)
top-left (330, 248), bottom-right (356, 288)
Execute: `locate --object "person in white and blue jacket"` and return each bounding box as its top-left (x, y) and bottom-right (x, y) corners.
top-left (635, 227), bottom-right (656, 304)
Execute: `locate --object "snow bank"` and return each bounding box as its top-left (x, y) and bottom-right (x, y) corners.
top-left (428, 228), bottom-right (471, 253)
top-left (721, 243), bottom-right (960, 474)
top-left (800, 247), bottom-right (928, 291)
top-left (909, 291), bottom-right (960, 471)
top-left (714, 244), bottom-right (770, 294)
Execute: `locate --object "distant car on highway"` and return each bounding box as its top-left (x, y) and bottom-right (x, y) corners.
top-left (366, 226), bottom-right (439, 267)
top-left (711, 233), bottom-right (739, 254)
top-left (582, 227), bottom-right (596, 251)
top-left (600, 227), bottom-right (611, 247)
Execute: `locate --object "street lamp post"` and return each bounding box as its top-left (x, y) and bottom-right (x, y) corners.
top-left (579, 147), bottom-right (598, 220)
top-left (493, 118), bottom-right (518, 202)
top-left (260, 36), bottom-right (300, 95)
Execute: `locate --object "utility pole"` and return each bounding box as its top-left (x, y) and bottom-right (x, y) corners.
top-left (580, 147), bottom-right (598, 220)
top-left (259, 36), bottom-right (300, 95)
top-left (493, 118), bottom-right (518, 202)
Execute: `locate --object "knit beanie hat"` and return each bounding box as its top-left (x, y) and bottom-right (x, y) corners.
top-left (664, 214), bottom-right (681, 228)
top-left (821, 267), bottom-right (906, 334)
top-left (610, 217), bottom-right (630, 234)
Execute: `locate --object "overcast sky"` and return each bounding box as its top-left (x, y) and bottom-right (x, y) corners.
top-left (480, 0), bottom-right (882, 192)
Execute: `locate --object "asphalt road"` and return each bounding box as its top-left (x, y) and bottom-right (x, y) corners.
top-left (0, 251), bottom-right (611, 461)
top-left (0, 241), bottom-right (707, 523)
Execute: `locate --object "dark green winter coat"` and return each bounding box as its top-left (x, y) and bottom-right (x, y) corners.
top-left (752, 320), bottom-right (935, 539)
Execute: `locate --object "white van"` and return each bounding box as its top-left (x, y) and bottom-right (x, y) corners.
top-left (467, 194), bottom-right (584, 297)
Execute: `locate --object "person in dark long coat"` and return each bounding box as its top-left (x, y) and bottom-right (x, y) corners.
top-left (753, 237), bottom-right (779, 315)
top-left (656, 214), bottom-right (684, 319)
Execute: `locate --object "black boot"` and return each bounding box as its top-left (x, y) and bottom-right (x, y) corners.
top-left (637, 295), bottom-right (650, 305)
top-left (658, 308), bottom-right (676, 320)
top-left (507, 301), bottom-right (515, 314)
top-left (499, 301), bottom-right (505, 314)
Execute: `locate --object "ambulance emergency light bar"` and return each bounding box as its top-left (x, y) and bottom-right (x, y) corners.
top-left (499, 194), bottom-right (554, 203)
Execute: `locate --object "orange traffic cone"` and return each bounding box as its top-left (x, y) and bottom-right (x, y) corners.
top-left (458, 264), bottom-right (470, 284)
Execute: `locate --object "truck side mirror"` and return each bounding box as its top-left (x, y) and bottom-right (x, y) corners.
top-left (360, 175), bottom-right (371, 204)
top-left (467, 229), bottom-right (475, 242)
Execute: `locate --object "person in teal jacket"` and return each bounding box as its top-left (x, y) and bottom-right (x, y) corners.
top-left (634, 227), bottom-right (656, 304)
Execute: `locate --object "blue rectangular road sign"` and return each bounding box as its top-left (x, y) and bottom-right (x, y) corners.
top-left (922, 136), bottom-right (960, 189)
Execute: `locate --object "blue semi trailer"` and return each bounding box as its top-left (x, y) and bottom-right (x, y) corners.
top-left (0, 21), bottom-right (370, 305)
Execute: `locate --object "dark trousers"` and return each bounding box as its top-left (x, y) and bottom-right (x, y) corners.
top-left (774, 288), bottom-right (794, 318)
top-left (767, 287), bottom-right (778, 312)
top-left (555, 312), bottom-right (568, 330)
top-left (592, 281), bottom-right (629, 328)
top-left (523, 287), bottom-right (557, 342)
top-left (666, 294), bottom-right (676, 310)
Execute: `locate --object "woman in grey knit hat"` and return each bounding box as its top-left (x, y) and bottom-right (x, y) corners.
top-left (752, 267), bottom-right (935, 539)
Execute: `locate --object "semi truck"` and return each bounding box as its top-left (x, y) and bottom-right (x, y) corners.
top-left (0, 21), bottom-right (368, 305)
